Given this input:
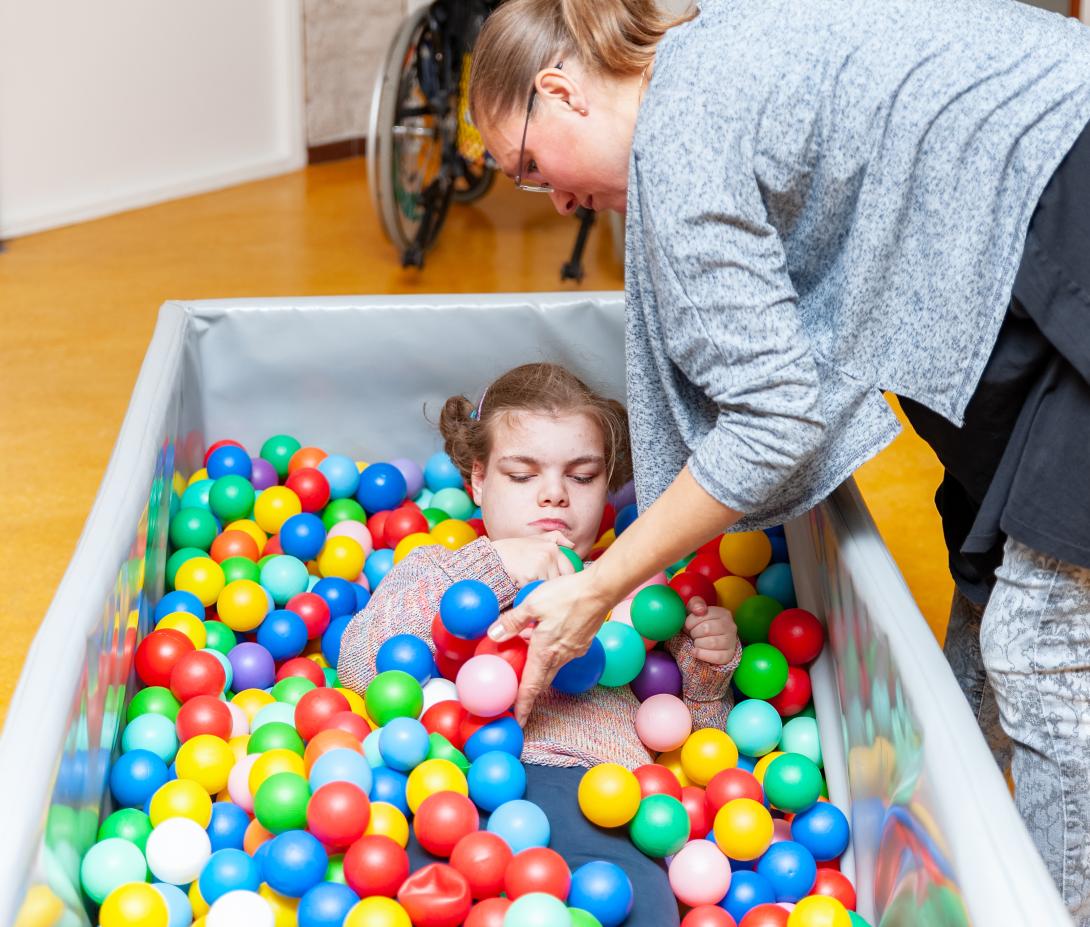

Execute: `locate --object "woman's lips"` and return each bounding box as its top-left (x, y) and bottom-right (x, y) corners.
top-left (531, 518), bottom-right (570, 531)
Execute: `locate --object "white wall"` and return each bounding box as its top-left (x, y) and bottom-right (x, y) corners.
top-left (0, 0), bottom-right (305, 239)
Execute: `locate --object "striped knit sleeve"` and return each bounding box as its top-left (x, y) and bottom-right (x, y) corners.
top-left (665, 634), bottom-right (743, 732)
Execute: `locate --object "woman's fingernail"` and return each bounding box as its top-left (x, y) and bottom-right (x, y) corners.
top-left (488, 623), bottom-right (505, 641)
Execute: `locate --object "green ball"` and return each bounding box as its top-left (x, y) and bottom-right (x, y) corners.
top-left (733, 594), bottom-right (784, 644)
top-left (427, 733), bottom-right (470, 772)
top-left (169, 507), bottom-right (220, 551)
top-left (848, 913), bottom-right (874, 927)
top-left (507, 894), bottom-right (571, 925)
top-left (79, 837), bottom-right (148, 904)
top-left (248, 721), bottom-right (306, 756)
top-left (799, 704), bottom-right (817, 720)
top-left (430, 487), bottom-right (474, 520)
top-left (322, 498), bottom-right (367, 530)
top-left (323, 667), bottom-right (340, 688)
top-left (126, 686), bottom-right (180, 723)
top-left (203, 620), bottom-right (238, 655)
top-left (779, 716), bottom-right (822, 766)
top-left (254, 771), bottom-right (310, 833)
top-left (596, 622), bottom-right (647, 687)
top-left (261, 434), bottom-right (302, 480)
top-left (762, 752), bottom-right (824, 813)
top-left (326, 854), bottom-right (347, 884)
top-left (258, 554), bottom-right (277, 569)
top-left (271, 676), bottom-right (317, 705)
top-left (570, 909), bottom-right (604, 927)
top-left (166, 547), bottom-right (204, 588)
top-left (734, 643), bottom-right (789, 699)
top-left (420, 507), bottom-right (447, 530)
top-left (97, 809), bottom-right (153, 853)
top-left (629, 794), bottom-right (690, 858)
top-left (366, 670), bottom-right (424, 726)
top-left (666, 552), bottom-right (695, 575)
top-left (209, 475), bottom-right (256, 522)
top-left (559, 546), bottom-right (584, 573)
top-left (630, 585), bottom-right (685, 641)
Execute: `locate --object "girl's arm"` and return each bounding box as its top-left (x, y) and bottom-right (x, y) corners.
top-left (665, 631), bottom-right (743, 732)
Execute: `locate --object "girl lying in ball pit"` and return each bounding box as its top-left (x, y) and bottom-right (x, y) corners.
top-left (338, 362), bottom-right (741, 926)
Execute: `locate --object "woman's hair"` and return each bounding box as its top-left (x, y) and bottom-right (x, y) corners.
top-left (468, 0), bottom-right (695, 133)
top-left (439, 362), bottom-right (633, 492)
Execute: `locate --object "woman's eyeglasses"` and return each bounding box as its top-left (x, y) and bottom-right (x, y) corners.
top-left (515, 61), bottom-right (563, 193)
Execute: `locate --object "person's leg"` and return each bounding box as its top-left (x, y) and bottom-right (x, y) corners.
top-left (943, 587), bottom-right (1012, 772)
top-left (980, 538), bottom-right (1090, 925)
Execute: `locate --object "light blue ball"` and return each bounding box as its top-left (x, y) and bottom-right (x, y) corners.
top-left (430, 487), bottom-right (474, 521)
top-left (780, 716), bottom-right (822, 766)
top-left (363, 729), bottom-right (385, 768)
top-left (468, 751), bottom-right (526, 812)
top-left (379, 717), bottom-right (430, 772)
top-left (121, 713), bottom-right (179, 764)
top-left (198, 848), bottom-right (262, 904)
top-left (423, 452), bottom-right (463, 492)
top-left (486, 799), bottom-right (550, 853)
top-left (260, 555), bottom-right (311, 606)
top-left (153, 883), bottom-right (192, 927)
top-left (318, 454), bottom-right (362, 500)
top-left (756, 562), bottom-right (797, 608)
top-left (204, 648), bottom-right (233, 693)
top-left (252, 701), bottom-right (297, 731)
top-left (725, 699), bottom-right (783, 757)
top-left (414, 488), bottom-right (434, 508)
top-left (154, 590), bottom-right (204, 622)
top-left (364, 549), bottom-right (395, 590)
top-left (309, 747), bottom-right (374, 793)
top-left (180, 479), bottom-right (214, 511)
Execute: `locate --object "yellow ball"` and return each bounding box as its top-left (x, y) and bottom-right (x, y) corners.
top-left (365, 801), bottom-right (410, 848)
top-left (680, 729), bottom-right (739, 786)
top-left (226, 519), bottom-right (268, 550)
top-left (714, 575), bottom-right (757, 613)
top-left (228, 735), bottom-right (251, 762)
top-left (344, 898), bottom-right (411, 927)
top-left (254, 486), bottom-right (303, 534)
top-left (336, 687), bottom-right (371, 722)
top-left (405, 759), bottom-right (468, 814)
top-left (250, 749), bottom-right (306, 794)
top-left (233, 688), bottom-right (276, 723)
top-left (393, 532), bottom-right (434, 564)
top-left (787, 896), bottom-right (852, 927)
top-left (149, 779), bottom-right (213, 828)
top-left (317, 536), bottom-right (366, 581)
top-left (217, 579), bottom-right (270, 632)
top-left (175, 557), bottom-right (226, 607)
top-left (713, 798), bottom-right (774, 861)
top-left (176, 734), bottom-right (236, 794)
top-left (189, 880), bottom-right (210, 919)
top-left (593, 528), bottom-right (616, 551)
top-left (719, 531), bottom-right (772, 577)
top-left (577, 763), bottom-right (642, 828)
top-left (655, 747), bottom-right (694, 788)
top-left (99, 882), bottom-right (168, 927)
top-left (753, 750), bottom-right (785, 784)
top-left (355, 460), bottom-right (369, 472)
top-left (259, 883), bottom-right (300, 927)
top-left (155, 611), bottom-right (208, 649)
top-left (430, 519), bottom-right (477, 550)
top-left (14, 884), bottom-right (65, 927)
top-left (308, 653), bottom-right (330, 669)
top-left (187, 468), bottom-right (209, 487)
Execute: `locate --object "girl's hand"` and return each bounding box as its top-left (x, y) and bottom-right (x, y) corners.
top-left (491, 532), bottom-right (577, 587)
top-left (684, 596), bottom-right (738, 665)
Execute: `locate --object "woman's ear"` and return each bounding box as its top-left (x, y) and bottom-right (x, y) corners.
top-left (470, 460), bottom-right (486, 505)
top-left (537, 65), bottom-right (589, 118)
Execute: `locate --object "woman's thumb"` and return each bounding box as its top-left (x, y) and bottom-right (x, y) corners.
top-left (488, 605), bottom-right (531, 642)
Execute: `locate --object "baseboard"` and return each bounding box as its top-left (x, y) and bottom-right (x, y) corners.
top-left (308, 137), bottom-right (367, 164)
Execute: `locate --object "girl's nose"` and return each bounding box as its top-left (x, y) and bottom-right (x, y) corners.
top-left (549, 189), bottom-right (579, 216)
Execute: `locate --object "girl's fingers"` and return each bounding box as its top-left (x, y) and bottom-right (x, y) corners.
top-left (691, 634), bottom-right (736, 652)
top-left (692, 647), bottom-right (733, 665)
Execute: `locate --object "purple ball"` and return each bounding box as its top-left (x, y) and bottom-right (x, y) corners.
top-left (250, 457), bottom-right (279, 490)
top-left (629, 649), bottom-right (683, 702)
top-left (228, 641), bottom-right (276, 691)
top-left (609, 479), bottom-right (637, 511)
top-left (390, 457), bottom-right (424, 500)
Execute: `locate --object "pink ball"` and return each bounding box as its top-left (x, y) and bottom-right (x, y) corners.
top-left (668, 840), bottom-right (731, 906)
top-left (609, 600), bottom-right (655, 652)
top-left (228, 753), bottom-right (260, 812)
top-left (455, 655), bottom-right (519, 718)
top-left (328, 520), bottom-right (374, 559)
top-left (635, 693), bottom-right (692, 753)
top-left (623, 571), bottom-right (669, 601)
top-left (227, 701), bottom-right (249, 738)
top-left (771, 818), bottom-right (792, 844)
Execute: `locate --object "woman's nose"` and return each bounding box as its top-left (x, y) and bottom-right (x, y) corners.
top-left (549, 189), bottom-right (579, 216)
top-left (538, 474), bottom-right (569, 506)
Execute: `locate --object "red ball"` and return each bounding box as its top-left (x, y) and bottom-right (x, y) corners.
top-left (176, 694), bottom-right (232, 742)
top-left (307, 781), bottom-right (371, 848)
top-left (432, 614), bottom-right (479, 664)
top-left (295, 687), bottom-right (351, 742)
top-left (687, 551), bottom-right (729, 583)
top-left (384, 506), bottom-right (430, 549)
top-left (465, 518), bottom-right (486, 537)
top-left (697, 535), bottom-right (725, 559)
top-left (343, 834), bottom-right (410, 898)
top-left (318, 710), bottom-right (371, 740)
top-left (598, 503), bottom-right (616, 537)
top-left (397, 863), bottom-right (472, 927)
top-left (135, 629), bottom-right (195, 688)
top-left (682, 906), bottom-right (738, 927)
top-left (169, 650), bottom-right (226, 702)
top-left (767, 608), bottom-right (825, 665)
top-left (285, 467), bottom-right (331, 513)
top-left (413, 792), bottom-right (480, 858)
top-left (263, 534), bottom-right (284, 557)
top-left (450, 831), bottom-right (512, 899)
top-left (504, 847), bottom-right (571, 901)
top-left (204, 439), bottom-right (244, 467)
top-left (459, 712), bottom-right (515, 748)
top-left (465, 898), bottom-right (511, 927)
top-left (276, 656), bottom-right (326, 687)
top-left (706, 768), bottom-right (763, 818)
top-left (368, 510), bottom-right (392, 549)
top-left (811, 868), bottom-right (857, 910)
top-left (669, 570), bottom-right (719, 609)
top-left (422, 701), bottom-right (469, 750)
top-left (681, 785), bottom-right (710, 839)
top-left (816, 857), bottom-right (841, 871)
top-left (768, 666), bottom-right (813, 717)
top-left (435, 651), bottom-right (470, 682)
top-left (474, 635), bottom-right (528, 680)
top-left (633, 764), bottom-right (683, 802)
top-left (286, 592), bottom-right (332, 639)
top-left (209, 530), bottom-right (260, 563)
top-left (739, 905), bottom-right (789, 927)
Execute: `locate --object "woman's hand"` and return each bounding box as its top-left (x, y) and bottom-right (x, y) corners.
top-left (684, 596), bottom-right (738, 664)
top-left (490, 532), bottom-right (576, 587)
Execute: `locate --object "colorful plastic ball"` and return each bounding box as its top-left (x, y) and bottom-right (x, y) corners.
top-left (280, 513), bottom-right (327, 561)
top-left (735, 644), bottom-right (790, 700)
top-left (423, 452), bottom-right (461, 492)
top-left (440, 580), bottom-right (500, 640)
top-left (681, 784), bottom-right (711, 838)
top-left (413, 791), bottom-right (480, 857)
top-left (756, 840), bottom-right (817, 902)
top-left (309, 747), bottom-right (374, 794)
top-left (122, 713), bottom-right (179, 764)
top-left (292, 687), bottom-right (348, 740)
top-left (779, 717), bottom-right (822, 766)
top-left (734, 596), bottom-right (784, 645)
top-left (719, 532), bottom-right (772, 576)
top-left (367, 670), bottom-right (424, 726)
top-left (486, 799), bottom-right (550, 854)
top-left (316, 536), bottom-right (364, 581)
top-left (635, 694), bottom-right (692, 753)
top-left (681, 728), bottom-right (740, 786)
top-left (595, 622), bottom-right (646, 687)
top-left (578, 764), bottom-right (642, 828)
top-left (785, 895), bottom-right (852, 927)
top-left (468, 750), bottom-right (527, 812)
top-left (357, 463), bottom-right (408, 513)
top-left (756, 563), bottom-right (795, 608)
top-left (406, 758), bottom-right (468, 813)
top-left (789, 803), bottom-right (850, 861)
top-left (285, 467), bottom-right (330, 513)
top-left (629, 794), bottom-right (690, 858)
top-left (431, 487), bottom-right (475, 521)
top-left (370, 767), bottom-right (411, 816)
top-left (175, 734), bottom-right (234, 793)
top-left (613, 503), bottom-right (638, 536)
top-left (502, 892), bottom-right (571, 926)
top-left (207, 802), bottom-right (250, 853)
top-left (669, 839), bottom-right (732, 907)
top-left (254, 772), bottom-right (311, 833)
top-left (321, 615), bottom-right (352, 667)
top-left (156, 610), bottom-right (208, 649)
top-left (145, 817), bottom-right (212, 884)
top-left (260, 830), bottom-right (329, 898)
top-left (463, 715), bottom-right (524, 761)
top-left (763, 754), bottom-right (823, 813)
top-left (431, 517), bottom-right (477, 550)
top-left (99, 808), bottom-right (154, 853)
top-left (383, 506), bottom-right (429, 550)
top-left (551, 638), bottom-right (605, 694)
top-left (714, 799), bottom-right (774, 861)
top-left (343, 897), bottom-right (411, 927)
top-left (632, 763), bottom-right (683, 801)
top-left (421, 696), bottom-right (466, 743)
top-left (250, 456), bottom-right (278, 491)
top-left (198, 848), bottom-right (262, 903)
top-left (261, 435), bottom-right (302, 479)
top-left (630, 585), bottom-right (686, 641)
top-left (136, 629), bottom-right (196, 688)
top-left (99, 882), bottom-right (169, 927)
top-left (380, 717), bottom-right (432, 771)
top-left (344, 834), bottom-right (410, 898)
top-left (365, 801), bottom-right (411, 848)
top-left (567, 861), bottom-right (633, 927)
top-left (254, 486), bottom-right (304, 535)
top-left (252, 610), bottom-right (305, 662)
top-left (111, 749), bottom-right (170, 807)
top-left (208, 475), bottom-right (256, 523)
top-left (475, 634), bottom-right (529, 680)
top-left (312, 576), bottom-right (360, 619)
top-left (170, 507), bottom-right (220, 551)
top-left (768, 610), bottom-right (825, 665)
top-left (456, 655), bottom-right (518, 717)
top-left (720, 870), bottom-right (776, 923)
top-left (628, 649), bottom-right (683, 701)
top-left (208, 527), bottom-right (260, 565)
top-left (260, 555), bottom-right (309, 606)
top-left (682, 906), bottom-right (738, 927)
top-left (165, 547), bottom-right (204, 589)
top-left (176, 695), bottom-right (233, 742)
top-left (810, 869), bottom-right (856, 910)
top-left (276, 658), bottom-right (324, 690)
top-left (726, 699), bottom-right (784, 757)
top-left (377, 634), bottom-right (436, 684)
top-left (706, 768), bottom-right (763, 818)
top-left (169, 650), bottom-right (226, 702)
top-left (207, 444), bottom-right (252, 479)
top-left (504, 847), bottom-right (570, 902)
top-left (152, 881), bottom-right (192, 927)
top-left (568, 908), bottom-right (604, 927)
top-left (176, 556), bottom-right (228, 607)
top-left (739, 905), bottom-right (789, 927)
top-left (298, 882), bottom-right (361, 927)
top-left (155, 590), bottom-right (205, 622)
top-left (307, 781), bottom-right (372, 848)
top-left (450, 831), bottom-right (513, 900)
top-left (80, 837), bottom-right (149, 903)
top-left (365, 548), bottom-right (396, 589)
top-left (769, 667), bottom-right (813, 718)
top-left (669, 571), bottom-right (719, 609)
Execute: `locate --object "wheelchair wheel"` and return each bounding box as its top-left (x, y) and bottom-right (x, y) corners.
top-left (451, 50), bottom-right (495, 204)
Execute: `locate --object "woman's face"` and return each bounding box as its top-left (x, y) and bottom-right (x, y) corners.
top-left (470, 410), bottom-right (609, 557)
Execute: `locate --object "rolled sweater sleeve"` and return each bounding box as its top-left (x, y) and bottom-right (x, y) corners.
top-left (666, 634), bottom-right (743, 733)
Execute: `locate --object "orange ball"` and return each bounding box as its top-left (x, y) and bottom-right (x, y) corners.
top-left (289, 446), bottom-right (327, 474)
top-left (244, 818), bottom-right (275, 855)
top-left (304, 728), bottom-right (364, 775)
top-left (209, 529), bottom-right (260, 563)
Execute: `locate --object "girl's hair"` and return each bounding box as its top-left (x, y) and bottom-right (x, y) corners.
top-left (468, 0), bottom-right (696, 133)
top-left (439, 363), bottom-right (632, 492)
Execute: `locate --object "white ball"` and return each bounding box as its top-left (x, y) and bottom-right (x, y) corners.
top-left (207, 890), bottom-right (274, 927)
top-left (145, 818), bottom-right (211, 885)
top-left (227, 700), bottom-right (250, 737)
top-left (421, 677), bottom-right (458, 713)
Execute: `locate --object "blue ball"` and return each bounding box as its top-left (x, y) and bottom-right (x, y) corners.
top-left (356, 463), bottom-right (407, 514)
top-left (322, 616), bottom-right (352, 667)
top-left (464, 715), bottom-right (524, 761)
top-left (369, 767), bottom-right (410, 816)
top-left (567, 861), bottom-right (635, 927)
top-left (207, 801), bottom-right (251, 852)
top-left (439, 579), bottom-right (499, 640)
top-left (756, 562), bottom-right (796, 608)
top-left (424, 452), bottom-right (463, 492)
top-left (376, 634), bottom-right (435, 684)
top-left (755, 840), bottom-right (818, 902)
top-left (152, 883), bottom-right (191, 927)
top-left (790, 802), bottom-right (851, 861)
top-left (263, 830), bottom-right (329, 898)
top-left (312, 577), bottom-right (358, 619)
top-left (109, 749), bottom-right (169, 807)
top-left (468, 751), bottom-right (527, 812)
top-left (552, 637), bottom-right (605, 694)
top-left (207, 445), bottom-right (252, 481)
top-left (121, 713), bottom-right (178, 764)
top-left (256, 609), bottom-right (309, 661)
top-left (317, 454), bottom-right (362, 501)
top-left (486, 799), bottom-right (550, 853)
top-left (309, 748), bottom-right (374, 794)
top-left (363, 729), bottom-right (384, 768)
top-left (769, 533), bottom-right (790, 564)
top-left (199, 848), bottom-right (262, 904)
top-left (298, 882), bottom-right (360, 927)
top-left (513, 580), bottom-right (544, 607)
top-left (736, 754), bottom-right (758, 774)
top-left (364, 549), bottom-right (395, 591)
top-left (614, 503), bottom-right (639, 535)
top-left (764, 524), bottom-right (786, 538)
top-left (719, 869), bottom-right (776, 921)
top-left (379, 717), bottom-right (431, 772)
top-left (279, 513), bottom-right (327, 561)
top-left (725, 699), bottom-right (783, 757)
top-left (352, 583), bottom-right (371, 612)
top-left (154, 590), bottom-right (205, 622)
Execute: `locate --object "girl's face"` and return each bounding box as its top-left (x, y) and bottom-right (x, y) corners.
top-left (470, 410), bottom-right (609, 557)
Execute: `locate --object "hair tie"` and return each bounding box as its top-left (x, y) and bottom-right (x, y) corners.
top-left (470, 386), bottom-right (489, 421)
